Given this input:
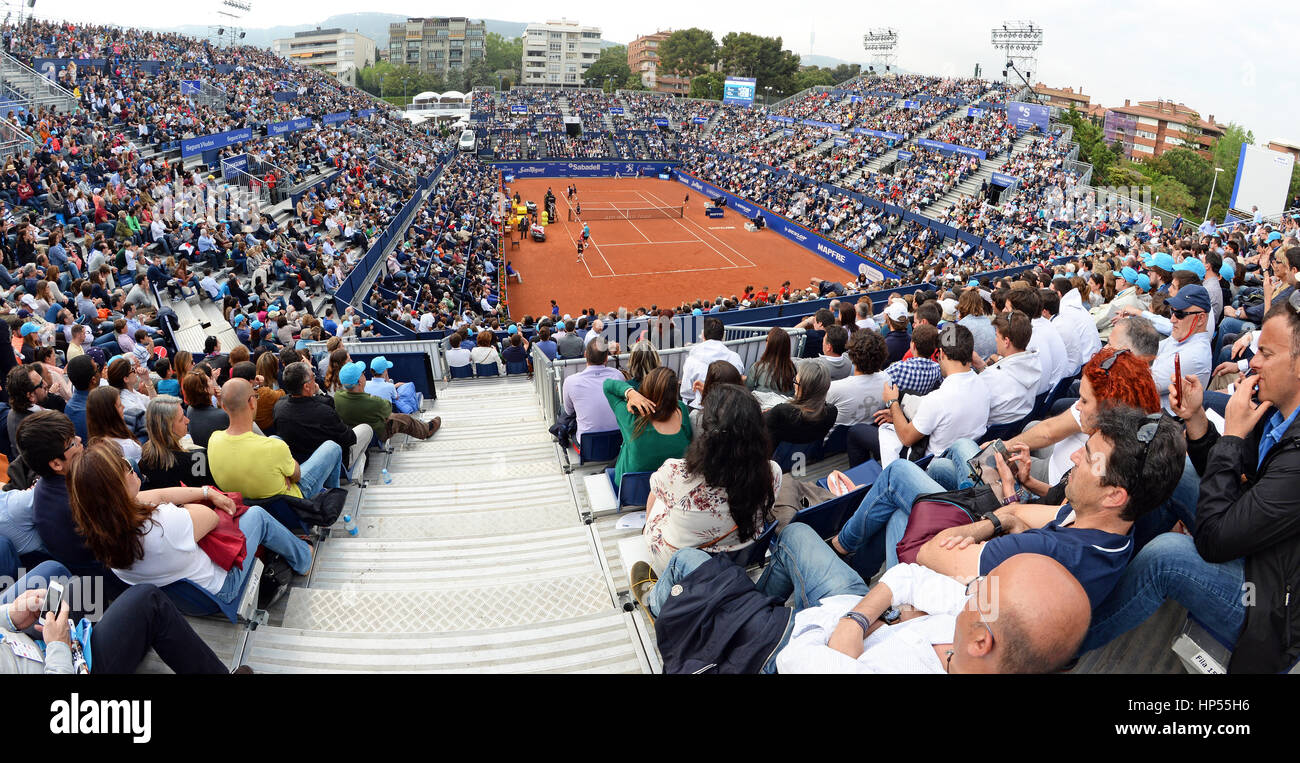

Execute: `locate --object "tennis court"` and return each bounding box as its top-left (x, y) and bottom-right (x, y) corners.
top-left (502, 176), bottom-right (858, 318)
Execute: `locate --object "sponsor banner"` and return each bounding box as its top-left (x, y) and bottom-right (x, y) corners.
top-left (967, 107), bottom-right (985, 118)
top-left (322, 111), bottom-right (351, 125)
top-left (213, 64), bottom-right (238, 75)
top-left (783, 128), bottom-right (795, 136)
top-left (221, 154), bottom-right (248, 179)
top-left (608, 106), bottom-right (624, 115)
top-left (357, 109), bottom-right (376, 119)
top-left (180, 127), bottom-right (253, 158)
top-left (916, 138), bottom-right (987, 160)
top-left (848, 94), bottom-right (863, 103)
top-left (801, 119), bottom-right (841, 131)
top-left (692, 116), bottom-right (708, 124)
top-left (180, 79), bottom-right (202, 95)
top-left (653, 117), bottom-right (669, 126)
top-left (489, 160), bottom-right (680, 178)
top-left (672, 170), bottom-right (897, 281)
top-left (897, 150), bottom-right (914, 161)
top-left (834, 137), bottom-right (849, 147)
top-left (1007, 101), bottom-right (1051, 132)
top-left (902, 99), bottom-right (920, 109)
top-left (268, 117), bottom-right (313, 136)
top-left (852, 127), bottom-right (904, 142)
top-left (767, 115), bottom-right (796, 124)
top-left (272, 91), bottom-right (297, 102)
top-left (990, 172), bottom-right (1018, 187)
top-left (510, 104), bottom-right (528, 113)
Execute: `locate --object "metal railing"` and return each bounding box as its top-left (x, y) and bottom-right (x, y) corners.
top-left (193, 81), bottom-right (228, 112)
top-left (0, 50), bottom-right (78, 113)
top-left (0, 116), bottom-right (34, 163)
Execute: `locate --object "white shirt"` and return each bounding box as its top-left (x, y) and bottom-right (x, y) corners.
top-left (825, 371), bottom-right (890, 427)
top-left (775, 563), bottom-right (966, 674)
top-left (1052, 289), bottom-right (1102, 374)
top-left (445, 347), bottom-right (472, 368)
top-left (112, 503), bottom-right (227, 594)
top-left (1151, 329), bottom-right (1213, 413)
top-left (1028, 316), bottom-right (1069, 396)
top-left (978, 350), bottom-right (1042, 426)
top-left (910, 369), bottom-right (990, 457)
top-left (856, 317), bottom-right (880, 333)
top-left (679, 340), bottom-right (745, 407)
top-left (1048, 401), bottom-right (1090, 485)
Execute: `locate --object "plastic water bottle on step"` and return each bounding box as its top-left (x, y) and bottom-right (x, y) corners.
top-left (381, 468), bottom-right (392, 484)
top-left (342, 514), bottom-right (359, 537)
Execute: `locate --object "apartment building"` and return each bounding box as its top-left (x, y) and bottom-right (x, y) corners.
top-left (273, 28), bottom-right (376, 86)
top-left (387, 17), bottom-right (486, 75)
top-left (521, 19), bottom-right (602, 87)
top-left (1102, 98), bottom-right (1225, 160)
top-left (628, 31), bottom-right (689, 96)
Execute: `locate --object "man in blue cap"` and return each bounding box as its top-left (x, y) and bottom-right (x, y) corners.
top-left (1174, 257), bottom-right (1217, 319)
top-left (1150, 284), bottom-right (1213, 413)
top-left (334, 360), bottom-right (440, 443)
top-left (1143, 251), bottom-right (1176, 295)
top-left (364, 355), bottom-right (423, 414)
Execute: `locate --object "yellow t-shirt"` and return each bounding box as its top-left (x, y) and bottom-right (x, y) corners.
top-left (207, 430), bottom-right (302, 499)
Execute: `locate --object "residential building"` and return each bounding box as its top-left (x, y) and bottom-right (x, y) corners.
top-left (1267, 139), bottom-right (1300, 162)
top-left (1102, 98), bottom-right (1225, 160)
top-left (628, 31), bottom-right (689, 96)
top-left (521, 19), bottom-right (602, 87)
top-left (386, 17), bottom-right (486, 76)
top-left (272, 28), bottom-right (375, 87)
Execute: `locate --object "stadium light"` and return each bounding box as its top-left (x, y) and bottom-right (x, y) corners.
top-left (862, 28), bottom-right (899, 74)
top-left (991, 20), bottom-right (1042, 86)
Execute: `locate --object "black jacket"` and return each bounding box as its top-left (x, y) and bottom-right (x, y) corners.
top-left (1189, 413), bottom-right (1300, 673)
top-left (655, 555), bottom-right (792, 674)
top-left (273, 394), bottom-right (357, 465)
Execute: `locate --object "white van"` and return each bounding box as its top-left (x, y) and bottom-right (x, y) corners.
top-left (458, 129), bottom-right (476, 153)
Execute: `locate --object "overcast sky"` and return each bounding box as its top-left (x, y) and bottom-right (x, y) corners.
top-left (28, 0), bottom-right (1298, 148)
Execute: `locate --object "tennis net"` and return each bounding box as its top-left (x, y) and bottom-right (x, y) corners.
top-left (568, 205), bottom-right (685, 222)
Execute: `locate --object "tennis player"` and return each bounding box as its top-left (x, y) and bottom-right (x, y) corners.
top-left (582, 222), bottom-right (590, 242)
top-left (576, 240), bottom-right (585, 263)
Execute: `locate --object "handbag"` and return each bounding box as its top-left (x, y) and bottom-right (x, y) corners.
top-left (895, 485), bottom-right (1002, 565)
top-left (197, 492), bottom-right (251, 571)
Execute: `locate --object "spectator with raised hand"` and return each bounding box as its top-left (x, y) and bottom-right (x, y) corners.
top-left (1149, 284), bottom-right (1214, 414)
top-left (68, 438), bottom-right (312, 607)
top-left (603, 367), bottom-right (693, 486)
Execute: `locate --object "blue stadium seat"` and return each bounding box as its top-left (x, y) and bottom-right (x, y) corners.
top-left (160, 557), bottom-right (261, 623)
top-left (723, 522), bottom-right (777, 568)
top-left (820, 424), bottom-right (850, 456)
top-left (449, 364), bottom-right (474, 379)
top-left (771, 439), bottom-right (825, 474)
top-left (814, 459), bottom-right (882, 493)
top-left (578, 430), bottom-right (623, 463)
top-left (606, 467), bottom-right (653, 508)
top-left (505, 360), bottom-right (529, 375)
top-left (475, 363), bottom-right (500, 377)
top-left (260, 497), bottom-right (311, 535)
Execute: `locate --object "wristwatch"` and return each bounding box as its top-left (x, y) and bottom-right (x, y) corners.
top-left (981, 511), bottom-right (1005, 536)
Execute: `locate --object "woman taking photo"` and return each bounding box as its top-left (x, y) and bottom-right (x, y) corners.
top-left (68, 439), bottom-right (312, 604)
top-left (603, 366), bottom-right (692, 486)
top-left (643, 383), bottom-right (780, 571)
top-left (87, 385), bottom-right (143, 464)
top-left (139, 395), bottom-right (214, 489)
top-left (744, 328), bottom-right (797, 397)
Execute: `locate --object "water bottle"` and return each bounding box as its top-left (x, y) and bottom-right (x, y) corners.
top-left (342, 514), bottom-right (359, 537)
top-left (381, 468), bottom-right (392, 484)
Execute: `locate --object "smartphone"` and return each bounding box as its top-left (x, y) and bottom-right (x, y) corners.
top-left (967, 440), bottom-right (1010, 486)
top-left (42, 580), bottom-right (65, 624)
top-left (1174, 352), bottom-right (1183, 402)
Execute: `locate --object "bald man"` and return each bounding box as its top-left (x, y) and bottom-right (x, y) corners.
top-left (776, 553), bottom-right (1091, 673)
top-left (207, 378), bottom-right (344, 502)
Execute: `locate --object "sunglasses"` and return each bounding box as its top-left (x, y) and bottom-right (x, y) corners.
top-left (1098, 348), bottom-right (1130, 373)
top-left (1135, 412), bottom-right (1163, 479)
top-left (1171, 308), bottom-right (1205, 320)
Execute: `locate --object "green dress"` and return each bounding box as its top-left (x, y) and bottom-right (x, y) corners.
top-left (603, 378), bottom-right (693, 485)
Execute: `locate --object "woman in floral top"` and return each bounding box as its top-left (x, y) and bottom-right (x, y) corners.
top-left (644, 384), bottom-right (782, 571)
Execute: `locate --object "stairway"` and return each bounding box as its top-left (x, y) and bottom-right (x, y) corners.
top-left (236, 376), bottom-right (654, 673)
top-left (923, 129), bottom-right (1040, 217)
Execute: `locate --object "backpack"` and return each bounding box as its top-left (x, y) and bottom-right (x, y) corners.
top-left (271, 487), bottom-right (347, 528)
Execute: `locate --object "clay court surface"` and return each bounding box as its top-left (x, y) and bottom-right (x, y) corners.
top-left (502, 177), bottom-right (854, 319)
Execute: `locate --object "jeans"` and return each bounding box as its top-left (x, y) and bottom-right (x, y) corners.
top-left (216, 505), bottom-right (313, 604)
top-left (925, 438), bottom-right (983, 492)
top-left (0, 535), bottom-right (18, 584)
top-left (1082, 532), bottom-right (1246, 652)
top-left (0, 560), bottom-right (71, 604)
top-left (1214, 317), bottom-right (1253, 363)
top-left (297, 439), bottom-right (342, 498)
top-left (647, 524), bottom-right (868, 673)
top-left (836, 459), bottom-right (945, 570)
top-left (90, 584), bottom-right (230, 673)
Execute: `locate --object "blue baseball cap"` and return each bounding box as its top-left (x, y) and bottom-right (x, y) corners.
top-left (19, 322), bottom-right (40, 337)
top-left (692, 308), bottom-right (703, 316)
top-left (339, 360), bottom-right (367, 387)
top-left (232, 314), bottom-right (246, 326)
top-left (1173, 258), bottom-right (1206, 279)
top-left (1267, 232), bottom-right (1283, 243)
top-left (1167, 284), bottom-right (1212, 313)
top-left (967, 279), bottom-right (980, 287)
top-left (1220, 262), bottom-right (1235, 280)
top-left (507, 324), bottom-right (518, 335)
top-left (250, 320), bottom-right (263, 330)
top-left (1119, 266), bottom-right (1139, 285)
top-left (369, 356), bottom-right (394, 374)
top-left (1135, 274), bottom-right (1151, 292)
top-left (1145, 252), bottom-right (1174, 271)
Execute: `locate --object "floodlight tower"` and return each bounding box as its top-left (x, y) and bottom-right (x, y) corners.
top-left (990, 20), bottom-right (1042, 87)
top-left (211, 0), bottom-right (250, 48)
top-left (862, 28), bottom-right (898, 76)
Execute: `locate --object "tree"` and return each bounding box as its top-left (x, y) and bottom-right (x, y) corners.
top-left (1150, 147), bottom-right (1213, 204)
top-left (1210, 122), bottom-right (1254, 211)
top-left (793, 67), bottom-right (834, 92)
top-left (458, 59), bottom-right (498, 92)
top-left (1061, 105), bottom-right (1118, 181)
top-left (828, 63), bottom-right (861, 85)
top-left (689, 72), bottom-right (724, 101)
top-left (657, 27), bottom-right (718, 79)
top-left (484, 32), bottom-right (523, 74)
top-left (716, 32), bottom-right (801, 95)
top-left (583, 45), bottom-right (633, 91)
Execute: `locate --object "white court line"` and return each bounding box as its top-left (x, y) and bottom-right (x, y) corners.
top-left (556, 189), bottom-right (614, 276)
top-left (626, 217), bottom-right (653, 243)
top-left (586, 264), bottom-right (742, 279)
top-left (601, 240), bottom-right (703, 246)
top-left (634, 189), bottom-right (740, 268)
top-left (639, 187), bottom-right (758, 268)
